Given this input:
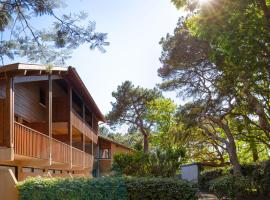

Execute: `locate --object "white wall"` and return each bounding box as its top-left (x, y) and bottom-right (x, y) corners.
top-left (181, 164), bottom-right (199, 182)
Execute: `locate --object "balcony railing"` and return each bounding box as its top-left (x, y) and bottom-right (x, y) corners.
top-left (14, 122), bottom-right (93, 169)
top-left (14, 122), bottom-right (50, 160)
top-left (51, 138), bottom-right (70, 164)
top-left (85, 153), bottom-right (93, 169)
top-left (71, 110), bottom-right (98, 143)
top-left (72, 147), bottom-right (84, 166)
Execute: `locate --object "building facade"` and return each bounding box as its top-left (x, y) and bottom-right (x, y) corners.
top-left (0, 63), bottom-right (131, 181)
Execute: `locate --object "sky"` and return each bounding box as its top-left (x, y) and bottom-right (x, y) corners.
top-left (16, 0), bottom-right (183, 115)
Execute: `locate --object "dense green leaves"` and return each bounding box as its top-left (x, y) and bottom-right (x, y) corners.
top-left (112, 149), bottom-right (185, 177)
top-left (0, 0), bottom-right (109, 65)
top-left (17, 177), bottom-right (197, 200)
top-left (106, 81), bottom-right (162, 152)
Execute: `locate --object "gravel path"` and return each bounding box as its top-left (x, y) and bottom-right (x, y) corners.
top-left (198, 193), bottom-right (218, 200)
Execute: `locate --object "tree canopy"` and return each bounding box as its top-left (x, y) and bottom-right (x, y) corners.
top-left (0, 0), bottom-right (109, 65)
top-left (106, 81), bottom-right (162, 152)
top-left (155, 0), bottom-right (270, 175)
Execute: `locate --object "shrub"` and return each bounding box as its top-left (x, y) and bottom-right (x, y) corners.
top-left (209, 175), bottom-right (252, 199)
top-left (125, 177), bottom-right (197, 200)
top-left (17, 177), bottom-right (128, 200)
top-left (17, 176), bottom-right (197, 200)
top-left (112, 148), bottom-right (185, 177)
top-left (198, 168), bottom-right (224, 191)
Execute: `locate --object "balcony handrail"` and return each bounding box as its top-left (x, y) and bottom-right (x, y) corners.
top-left (72, 146), bottom-right (84, 154)
top-left (14, 122), bottom-right (50, 139)
top-left (71, 109), bottom-right (97, 134)
top-left (51, 137), bottom-right (70, 148)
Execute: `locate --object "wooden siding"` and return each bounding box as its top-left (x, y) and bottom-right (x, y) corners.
top-left (52, 97), bottom-right (68, 122)
top-left (0, 99), bottom-right (4, 145)
top-left (14, 82), bottom-right (47, 123)
top-left (0, 80), bottom-right (5, 98)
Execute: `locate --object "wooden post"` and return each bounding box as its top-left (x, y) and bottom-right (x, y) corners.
top-left (48, 75), bottom-right (52, 164)
top-left (68, 87), bottom-right (73, 169)
top-left (82, 104), bottom-right (85, 168)
top-left (4, 77), bottom-right (14, 148)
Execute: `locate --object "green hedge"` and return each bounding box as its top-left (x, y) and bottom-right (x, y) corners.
top-left (17, 177), bottom-right (197, 200)
top-left (209, 175), bottom-right (252, 199)
top-left (199, 160), bottom-right (270, 196)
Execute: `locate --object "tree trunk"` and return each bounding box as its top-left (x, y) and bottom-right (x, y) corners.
top-left (143, 134), bottom-right (149, 152)
top-left (226, 142), bottom-right (242, 176)
top-left (250, 141), bottom-right (259, 162)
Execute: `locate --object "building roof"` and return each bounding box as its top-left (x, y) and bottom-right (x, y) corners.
top-left (98, 135), bottom-right (135, 151)
top-left (0, 63), bottom-right (105, 122)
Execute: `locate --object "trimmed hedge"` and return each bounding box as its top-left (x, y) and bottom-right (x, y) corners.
top-left (17, 177), bottom-right (197, 200)
top-left (209, 175), bottom-right (252, 199)
top-left (199, 160), bottom-right (270, 195)
top-left (198, 168), bottom-right (224, 191)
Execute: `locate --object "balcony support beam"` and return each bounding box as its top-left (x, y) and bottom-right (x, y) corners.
top-left (4, 77), bottom-right (14, 149)
top-left (82, 104), bottom-right (86, 168)
top-left (68, 86), bottom-right (73, 169)
top-left (48, 74), bottom-right (52, 165)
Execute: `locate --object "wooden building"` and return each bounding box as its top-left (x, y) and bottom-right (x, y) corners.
top-left (0, 63), bottom-right (131, 181)
top-left (94, 135), bottom-right (133, 176)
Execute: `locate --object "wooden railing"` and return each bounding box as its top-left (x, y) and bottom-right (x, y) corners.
top-left (72, 147), bottom-right (84, 167)
top-left (85, 153), bottom-right (93, 169)
top-left (72, 110), bottom-right (98, 142)
top-left (14, 122), bottom-right (88, 168)
top-left (14, 122), bottom-right (50, 160)
top-left (51, 138), bottom-right (70, 164)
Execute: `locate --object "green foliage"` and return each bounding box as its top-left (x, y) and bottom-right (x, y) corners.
top-left (146, 98), bottom-right (177, 149)
top-left (0, 0), bottom-right (109, 65)
top-left (209, 175), bottom-right (252, 199)
top-left (17, 177), bottom-right (197, 200)
top-left (125, 177), bottom-right (197, 200)
top-left (106, 81), bottom-right (162, 152)
top-left (199, 161), bottom-right (270, 197)
top-left (17, 177), bottom-right (128, 200)
top-left (199, 168), bottom-right (224, 191)
top-left (112, 148), bottom-right (185, 177)
top-left (99, 126), bottom-right (143, 151)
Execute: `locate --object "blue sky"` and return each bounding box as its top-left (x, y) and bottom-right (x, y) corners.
top-left (19, 0), bottom-right (183, 115)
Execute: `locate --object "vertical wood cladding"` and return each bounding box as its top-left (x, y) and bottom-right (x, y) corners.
top-left (52, 97), bottom-right (68, 122)
top-left (0, 100), bottom-right (4, 145)
top-left (14, 81), bottom-right (47, 123)
top-left (0, 80), bottom-right (5, 98)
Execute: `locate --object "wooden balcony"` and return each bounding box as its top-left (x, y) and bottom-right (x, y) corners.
top-left (71, 110), bottom-right (98, 143)
top-left (13, 122), bottom-right (93, 169)
top-left (51, 138), bottom-right (70, 164)
top-left (14, 122), bottom-right (49, 160)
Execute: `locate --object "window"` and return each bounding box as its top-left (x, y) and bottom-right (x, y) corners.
top-left (99, 149), bottom-right (111, 159)
top-left (33, 168), bottom-right (44, 173)
top-left (54, 170), bottom-right (62, 174)
top-left (39, 88), bottom-right (46, 106)
top-left (22, 167), bottom-right (32, 173)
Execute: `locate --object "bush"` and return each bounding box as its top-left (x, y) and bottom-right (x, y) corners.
top-left (17, 177), bottom-right (197, 200)
top-left (209, 175), bottom-right (252, 199)
top-left (112, 148), bottom-right (185, 177)
top-left (198, 168), bottom-right (224, 191)
top-left (125, 177), bottom-right (197, 200)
